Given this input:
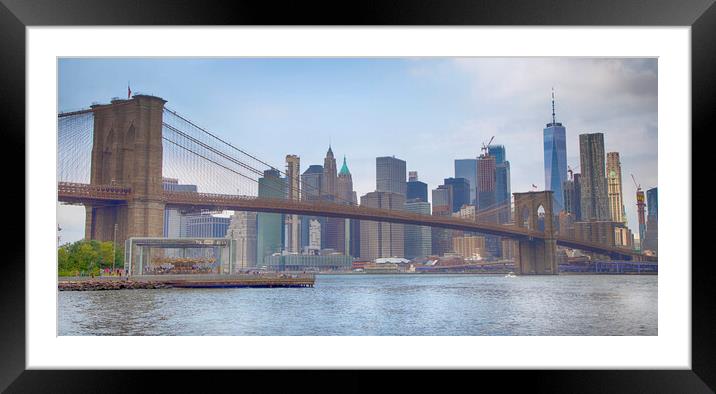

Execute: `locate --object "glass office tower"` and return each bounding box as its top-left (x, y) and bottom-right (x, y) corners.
top-left (455, 159), bottom-right (478, 205)
top-left (543, 92), bottom-right (568, 212)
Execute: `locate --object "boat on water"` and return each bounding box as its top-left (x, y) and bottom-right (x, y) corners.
top-left (505, 272), bottom-right (517, 278)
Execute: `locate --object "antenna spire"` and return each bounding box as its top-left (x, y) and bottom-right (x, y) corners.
top-left (551, 87), bottom-right (556, 125)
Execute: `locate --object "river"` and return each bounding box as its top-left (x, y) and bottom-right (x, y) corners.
top-left (58, 274), bottom-right (657, 336)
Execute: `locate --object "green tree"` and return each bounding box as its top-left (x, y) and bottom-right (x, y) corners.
top-left (57, 240), bottom-right (124, 276)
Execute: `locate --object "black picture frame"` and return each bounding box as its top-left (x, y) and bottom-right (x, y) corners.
top-left (1, 0), bottom-right (712, 392)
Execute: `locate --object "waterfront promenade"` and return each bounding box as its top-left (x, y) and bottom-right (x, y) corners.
top-left (58, 273), bottom-right (315, 291)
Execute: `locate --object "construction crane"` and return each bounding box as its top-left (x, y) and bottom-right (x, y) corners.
top-left (631, 174), bottom-right (641, 191)
top-left (632, 173), bottom-right (647, 244)
top-left (481, 136), bottom-right (495, 156)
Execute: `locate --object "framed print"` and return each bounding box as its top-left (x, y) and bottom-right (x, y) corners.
top-left (2, 0), bottom-right (713, 392)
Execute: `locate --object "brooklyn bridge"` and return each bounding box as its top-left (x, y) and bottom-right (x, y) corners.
top-left (57, 94), bottom-right (654, 275)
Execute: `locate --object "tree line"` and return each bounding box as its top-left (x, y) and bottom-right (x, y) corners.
top-left (57, 240), bottom-right (124, 277)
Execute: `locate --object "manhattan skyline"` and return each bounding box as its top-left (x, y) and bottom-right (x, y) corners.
top-left (58, 57), bottom-right (658, 243)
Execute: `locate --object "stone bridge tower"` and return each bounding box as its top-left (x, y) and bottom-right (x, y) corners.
top-left (513, 191), bottom-right (558, 275)
top-left (84, 95), bottom-right (166, 245)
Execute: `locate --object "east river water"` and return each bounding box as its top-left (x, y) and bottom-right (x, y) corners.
top-left (58, 274), bottom-right (657, 336)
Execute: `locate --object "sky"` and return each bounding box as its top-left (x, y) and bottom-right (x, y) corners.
top-left (57, 57), bottom-right (658, 244)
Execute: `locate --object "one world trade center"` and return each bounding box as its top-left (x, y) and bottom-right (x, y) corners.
top-left (543, 89), bottom-right (567, 212)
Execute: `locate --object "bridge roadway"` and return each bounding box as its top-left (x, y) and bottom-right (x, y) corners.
top-left (57, 182), bottom-right (646, 260)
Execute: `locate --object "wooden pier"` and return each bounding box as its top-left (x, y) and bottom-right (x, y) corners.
top-left (58, 274), bottom-right (315, 291)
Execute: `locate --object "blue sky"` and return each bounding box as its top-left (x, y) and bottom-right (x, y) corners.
top-left (58, 58), bottom-right (658, 243)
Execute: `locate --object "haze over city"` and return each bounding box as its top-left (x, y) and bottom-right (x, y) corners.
top-left (57, 57), bottom-right (657, 243)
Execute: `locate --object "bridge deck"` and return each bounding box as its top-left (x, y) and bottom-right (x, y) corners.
top-left (57, 182), bottom-right (647, 260)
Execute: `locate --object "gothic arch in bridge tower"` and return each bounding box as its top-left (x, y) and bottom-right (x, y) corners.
top-left (518, 205), bottom-right (530, 230)
top-left (512, 191), bottom-right (558, 275)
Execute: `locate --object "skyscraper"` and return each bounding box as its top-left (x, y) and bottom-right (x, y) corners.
top-left (300, 164), bottom-right (323, 250)
top-left (359, 191), bottom-right (405, 261)
top-left (636, 187), bottom-right (646, 247)
top-left (336, 156), bottom-right (354, 203)
top-left (226, 211), bottom-right (257, 270)
top-left (407, 171), bottom-right (428, 202)
top-left (162, 178), bottom-right (198, 238)
top-left (257, 168), bottom-right (286, 266)
top-left (308, 219), bottom-right (322, 251)
top-left (336, 156), bottom-right (355, 255)
top-left (404, 199), bottom-right (432, 259)
top-left (579, 133), bottom-right (609, 221)
top-left (322, 146), bottom-right (337, 197)
top-left (606, 152), bottom-right (627, 224)
top-left (646, 187), bottom-right (658, 218)
top-left (376, 156), bottom-right (407, 196)
top-left (563, 172), bottom-right (582, 221)
top-left (455, 159), bottom-right (477, 204)
top-left (543, 90), bottom-right (568, 211)
top-left (477, 153), bottom-right (501, 258)
top-left (477, 154), bottom-right (496, 211)
top-left (643, 187), bottom-right (658, 253)
top-left (184, 214), bottom-right (231, 237)
top-left (444, 177), bottom-right (471, 213)
top-left (431, 185), bottom-right (452, 256)
top-left (322, 145), bottom-right (344, 252)
top-left (285, 154), bottom-right (301, 253)
top-left (489, 144), bottom-right (511, 224)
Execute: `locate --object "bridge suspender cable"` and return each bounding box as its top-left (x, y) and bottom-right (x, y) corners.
top-left (163, 108), bottom-right (357, 206)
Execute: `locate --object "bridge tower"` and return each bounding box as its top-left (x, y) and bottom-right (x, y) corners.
top-left (84, 95), bottom-right (167, 245)
top-left (513, 191), bottom-right (558, 275)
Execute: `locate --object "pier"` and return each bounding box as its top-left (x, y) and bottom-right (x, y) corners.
top-left (58, 273), bottom-right (315, 291)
